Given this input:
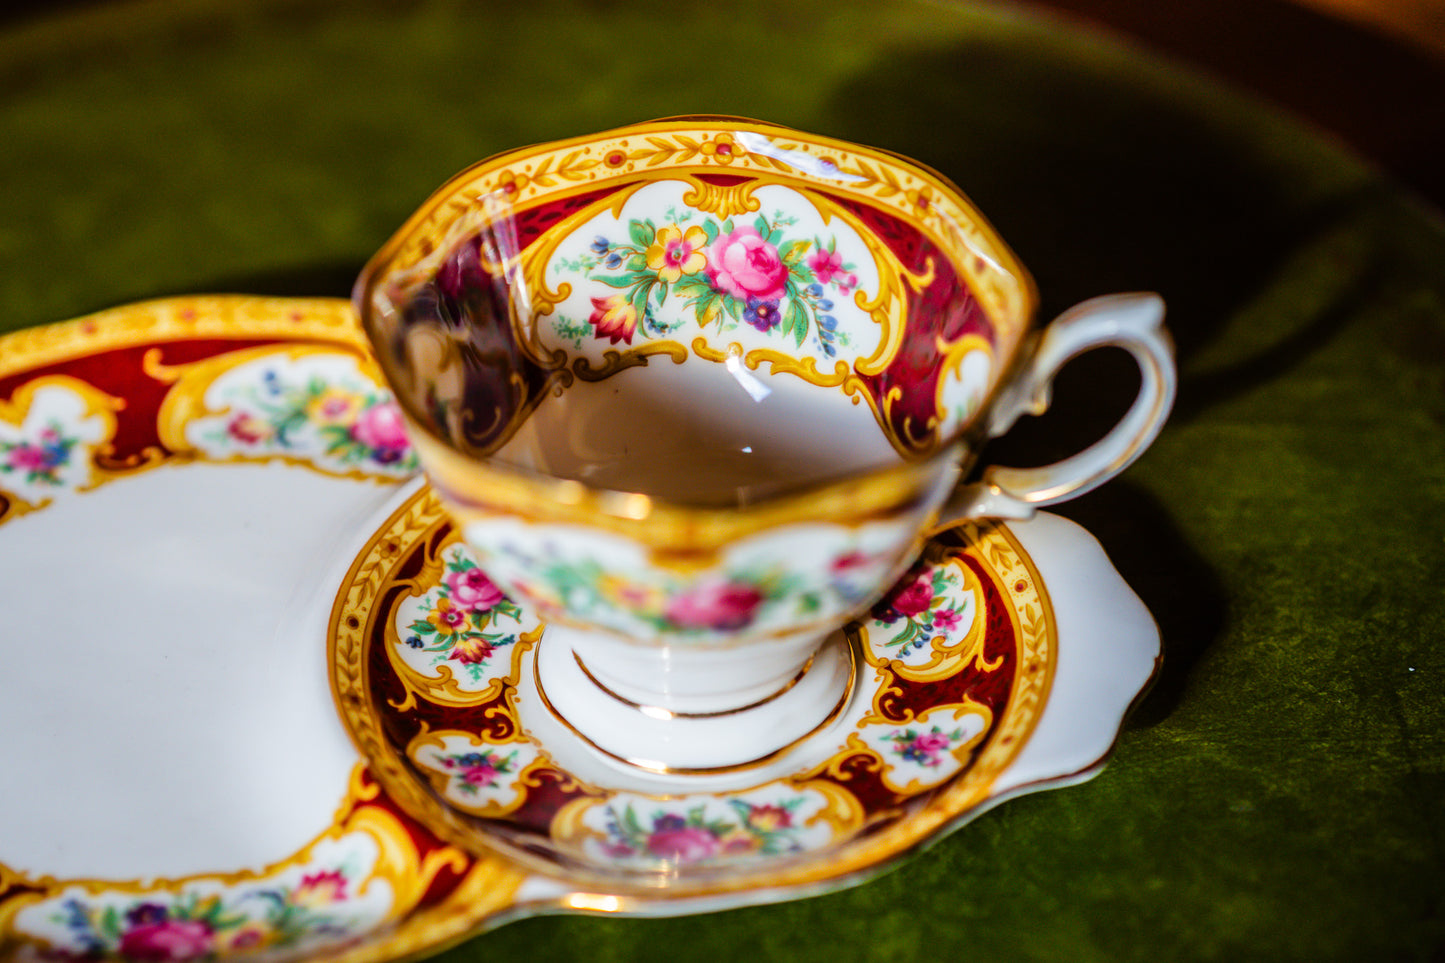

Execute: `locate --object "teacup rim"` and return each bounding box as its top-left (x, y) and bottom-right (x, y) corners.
top-left (353, 116), bottom-right (1042, 532)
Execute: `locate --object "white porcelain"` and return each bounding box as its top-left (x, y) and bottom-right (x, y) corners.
top-left (355, 117), bottom-right (1177, 771)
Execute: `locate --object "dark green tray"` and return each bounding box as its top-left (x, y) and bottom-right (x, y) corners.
top-left (2, 1), bottom-right (1442, 960)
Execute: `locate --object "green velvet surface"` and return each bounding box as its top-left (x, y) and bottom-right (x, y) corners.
top-left (3, 1), bottom-right (1443, 960)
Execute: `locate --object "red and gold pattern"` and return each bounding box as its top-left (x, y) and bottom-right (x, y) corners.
top-left (328, 485), bottom-right (1055, 897)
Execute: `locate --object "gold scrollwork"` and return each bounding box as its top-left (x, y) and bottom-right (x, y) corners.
top-left (149, 341), bottom-right (410, 484)
top-left (381, 529), bottom-right (543, 711)
top-left (843, 699), bottom-right (995, 797)
top-left (857, 555), bottom-right (998, 685)
top-left (405, 723), bottom-right (552, 819)
top-left (681, 177), bottom-right (762, 218)
top-left (547, 776), bottom-right (867, 859)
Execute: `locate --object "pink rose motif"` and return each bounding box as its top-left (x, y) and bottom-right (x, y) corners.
top-left (913, 731), bottom-right (953, 755)
top-left (445, 567), bottom-right (504, 612)
top-left (647, 825), bottom-right (720, 862)
top-left (806, 248), bottom-right (845, 286)
top-left (706, 228), bottom-right (788, 302)
top-left (461, 760), bottom-right (498, 786)
top-left (119, 919), bottom-right (214, 961)
top-left (663, 580), bottom-right (765, 631)
top-left (874, 571), bottom-right (934, 622)
top-left (6, 443), bottom-right (47, 471)
top-left (351, 401), bottom-right (411, 464)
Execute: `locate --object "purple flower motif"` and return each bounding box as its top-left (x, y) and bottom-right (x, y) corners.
top-left (741, 297), bottom-right (782, 332)
top-left (125, 903), bottom-right (170, 927)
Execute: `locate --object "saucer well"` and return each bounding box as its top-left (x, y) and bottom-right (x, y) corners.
top-left (0, 295), bottom-right (1160, 960)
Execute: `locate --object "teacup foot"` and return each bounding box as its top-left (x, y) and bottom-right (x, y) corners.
top-left (528, 626), bottom-right (858, 774)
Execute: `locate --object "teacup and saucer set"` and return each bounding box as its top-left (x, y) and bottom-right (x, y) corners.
top-left (0, 118), bottom-right (1170, 960)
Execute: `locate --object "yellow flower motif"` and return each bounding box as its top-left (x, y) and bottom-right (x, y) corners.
top-left (645, 224), bottom-right (709, 283)
top-left (906, 186), bottom-right (935, 213)
top-left (426, 596), bottom-right (468, 637)
top-left (718, 826), bottom-right (760, 853)
top-left (496, 169), bottom-right (530, 197)
top-left (307, 387), bottom-right (364, 426)
top-left (700, 133), bottom-right (742, 164)
top-left (599, 574), bottom-right (665, 616)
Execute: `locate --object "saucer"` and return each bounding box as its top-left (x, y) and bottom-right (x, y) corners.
top-left (0, 297), bottom-right (531, 963)
top-left (0, 295), bottom-right (1160, 960)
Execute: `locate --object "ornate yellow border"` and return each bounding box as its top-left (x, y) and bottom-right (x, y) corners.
top-left (0, 295), bottom-right (367, 382)
top-left (360, 117), bottom-right (1036, 346)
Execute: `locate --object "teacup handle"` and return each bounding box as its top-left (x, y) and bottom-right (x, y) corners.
top-left (943, 292), bottom-right (1175, 522)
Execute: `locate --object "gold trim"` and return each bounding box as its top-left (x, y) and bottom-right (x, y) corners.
top-left (572, 649), bottom-right (817, 719)
top-left (380, 528), bottom-right (543, 710)
top-left (531, 636), bottom-right (858, 776)
top-left (358, 118), bottom-right (1036, 346)
top-left (412, 419), bottom-right (954, 551)
top-left (547, 776), bottom-right (867, 866)
top-left (0, 295), bottom-right (366, 382)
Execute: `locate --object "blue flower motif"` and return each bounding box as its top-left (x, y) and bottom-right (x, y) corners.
top-left (590, 235), bottom-right (611, 255)
top-left (605, 252), bottom-right (623, 269)
top-left (807, 283), bottom-right (824, 297)
top-left (743, 297), bottom-right (782, 332)
top-left (406, 634), bottom-right (424, 649)
top-left (262, 369), bottom-right (283, 395)
top-left (653, 813), bottom-right (688, 832)
top-left (819, 315), bottom-right (838, 332)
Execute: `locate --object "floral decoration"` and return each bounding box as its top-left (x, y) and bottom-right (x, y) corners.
top-left (598, 798), bottom-right (809, 865)
top-left (884, 725), bottom-right (967, 769)
top-left (870, 563), bottom-right (970, 655)
top-left (494, 545), bottom-right (810, 638)
top-left (0, 421), bottom-right (78, 488)
top-left (197, 358), bottom-right (417, 477)
top-left (553, 210), bottom-right (859, 358)
top-left (401, 547), bottom-right (525, 682)
top-left (434, 748), bottom-right (517, 797)
top-left (43, 863), bottom-right (372, 961)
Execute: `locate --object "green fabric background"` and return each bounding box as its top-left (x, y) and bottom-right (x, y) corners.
top-left (2, 1), bottom-right (1442, 960)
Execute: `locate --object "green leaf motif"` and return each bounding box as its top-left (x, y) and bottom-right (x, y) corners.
top-left (779, 239), bottom-right (810, 265)
top-left (628, 219), bottom-right (655, 248)
top-left (782, 299), bottom-right (808, 348)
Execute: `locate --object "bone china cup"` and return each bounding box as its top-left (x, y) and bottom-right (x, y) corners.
top-left (354, 117), bottom-right (1175, 773)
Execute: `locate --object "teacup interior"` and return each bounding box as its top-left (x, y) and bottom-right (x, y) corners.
top-left (491, 358), bottom-right (901, 505)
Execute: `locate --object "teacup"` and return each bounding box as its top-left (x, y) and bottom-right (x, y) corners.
top-left (354, 116), bottom-right (1174, 773)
